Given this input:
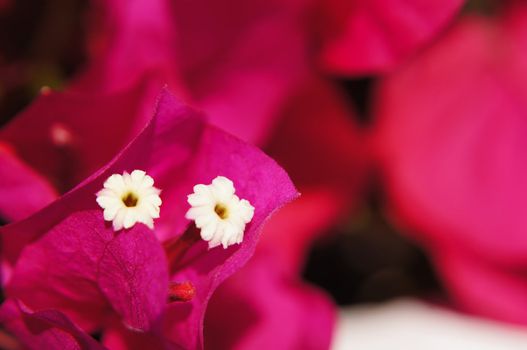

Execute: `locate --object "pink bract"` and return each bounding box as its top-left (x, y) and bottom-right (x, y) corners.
top-left (202, 77), bottom-right (369, 349)
top-left (77, 0), bottom-right (307, 144)
top-left (1, 89), bottom-right (297, 348)
top-left (316, 0), bottom-right (464, 75)
top-left (374, 3), bottom-right (527, 324)
top-left (0, 299), bottom-right (104, 350)
top-left (204, 191), bottom-right (339, 350)
top-left (0, 146), bottom-right (58, 222)
top-left (205, 250), bottom-right (335, 350)
top-left (0, 79), bottom-right (159, 198)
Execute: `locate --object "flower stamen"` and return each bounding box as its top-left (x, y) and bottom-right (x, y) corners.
top-left (214, 203), bottom-right (228, 219)
top-left (122, 192), bottom-right (139, 207)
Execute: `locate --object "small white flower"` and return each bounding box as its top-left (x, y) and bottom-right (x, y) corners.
top-left (96, 170), bottom-right (162, 231)
top-left (186, 176), bottom-right (254, 249)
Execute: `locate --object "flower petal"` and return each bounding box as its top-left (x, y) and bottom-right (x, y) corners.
top-left (318, 0), bottom-right (464, 75)
top-left (81, 0), bottom-right (306, 144)
top-left (204, 252), bottom-right (335, 350)
top-left (374, 4), bottom-right (527, 324)
top-left (2, 88), bottom-right (297, 347)
top-left (0, 78), bottom-right (154, 193)
top-left (98, 226), bottom-right (168, 331)
top-left (4, 210), bottom-right (168, 332)
top-left (0, 299), bottom-right (104, 350)
top-left (375, 7), bottom-right (527, 264)
top-left (0, 146), bottom-right (58, 222)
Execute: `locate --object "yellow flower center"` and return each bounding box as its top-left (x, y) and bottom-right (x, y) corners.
top-left (214, 203), bottom-right (229, 219)
top-left (122, 192), bottom-right (139, 207)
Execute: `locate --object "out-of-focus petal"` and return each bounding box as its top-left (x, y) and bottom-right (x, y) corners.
top-left (0, 299), bottom-right (104, 350)
top-left (79, 0), bottom-right (307, 144)
top-left (435, 249), bottom-right (527, 325)
top-left (102, 320), bottom-right (177, 350)
top-left (204, 251), bottom-right (335, 350)
top-left (266, 77), bottom-right (368, 212)
top-left (375, 7), bottom-right (527, 263)
top-left (374, 4), bottom-right (527, 323)
top-left (317, 0), bottom-right (464, 75)
top-left (76, 0), bottom-right (180, 92)
top-left (169, 0), bottom-right (307, 144)
top-left (0, 145), bottom-right (57, 222)
top-left (259, 190), bottom-right (343, 275)
top-left (0, 79), bottom-right (155, 193)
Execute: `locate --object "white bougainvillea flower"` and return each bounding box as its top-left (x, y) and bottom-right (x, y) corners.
top-left (96, 170), bottom-right (162, 231)
top-left (186, 176), bottom-right (254, 249)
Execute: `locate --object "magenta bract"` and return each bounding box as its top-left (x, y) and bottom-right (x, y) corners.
top-left (374, 3), bottom-right (527, 324)
top-left (317, 0), bottom-right (464, 75)
top-left (0, 299), bottom-right (105, 350)
top-left (78, 0), bottom-right (306, 144)
top-left (1, 89), bottom-right (297, 348)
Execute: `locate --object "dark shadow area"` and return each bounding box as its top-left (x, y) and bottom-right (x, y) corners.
top-left (0, 0), bottom-right (88, 126)
top-left (303, 186), bottom-right (444, 305)
top-left (336, 77), bottom-right (374, 126)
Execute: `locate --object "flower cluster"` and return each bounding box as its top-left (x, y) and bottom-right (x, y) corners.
top-left (0, 89), bottom-right (297, 349)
